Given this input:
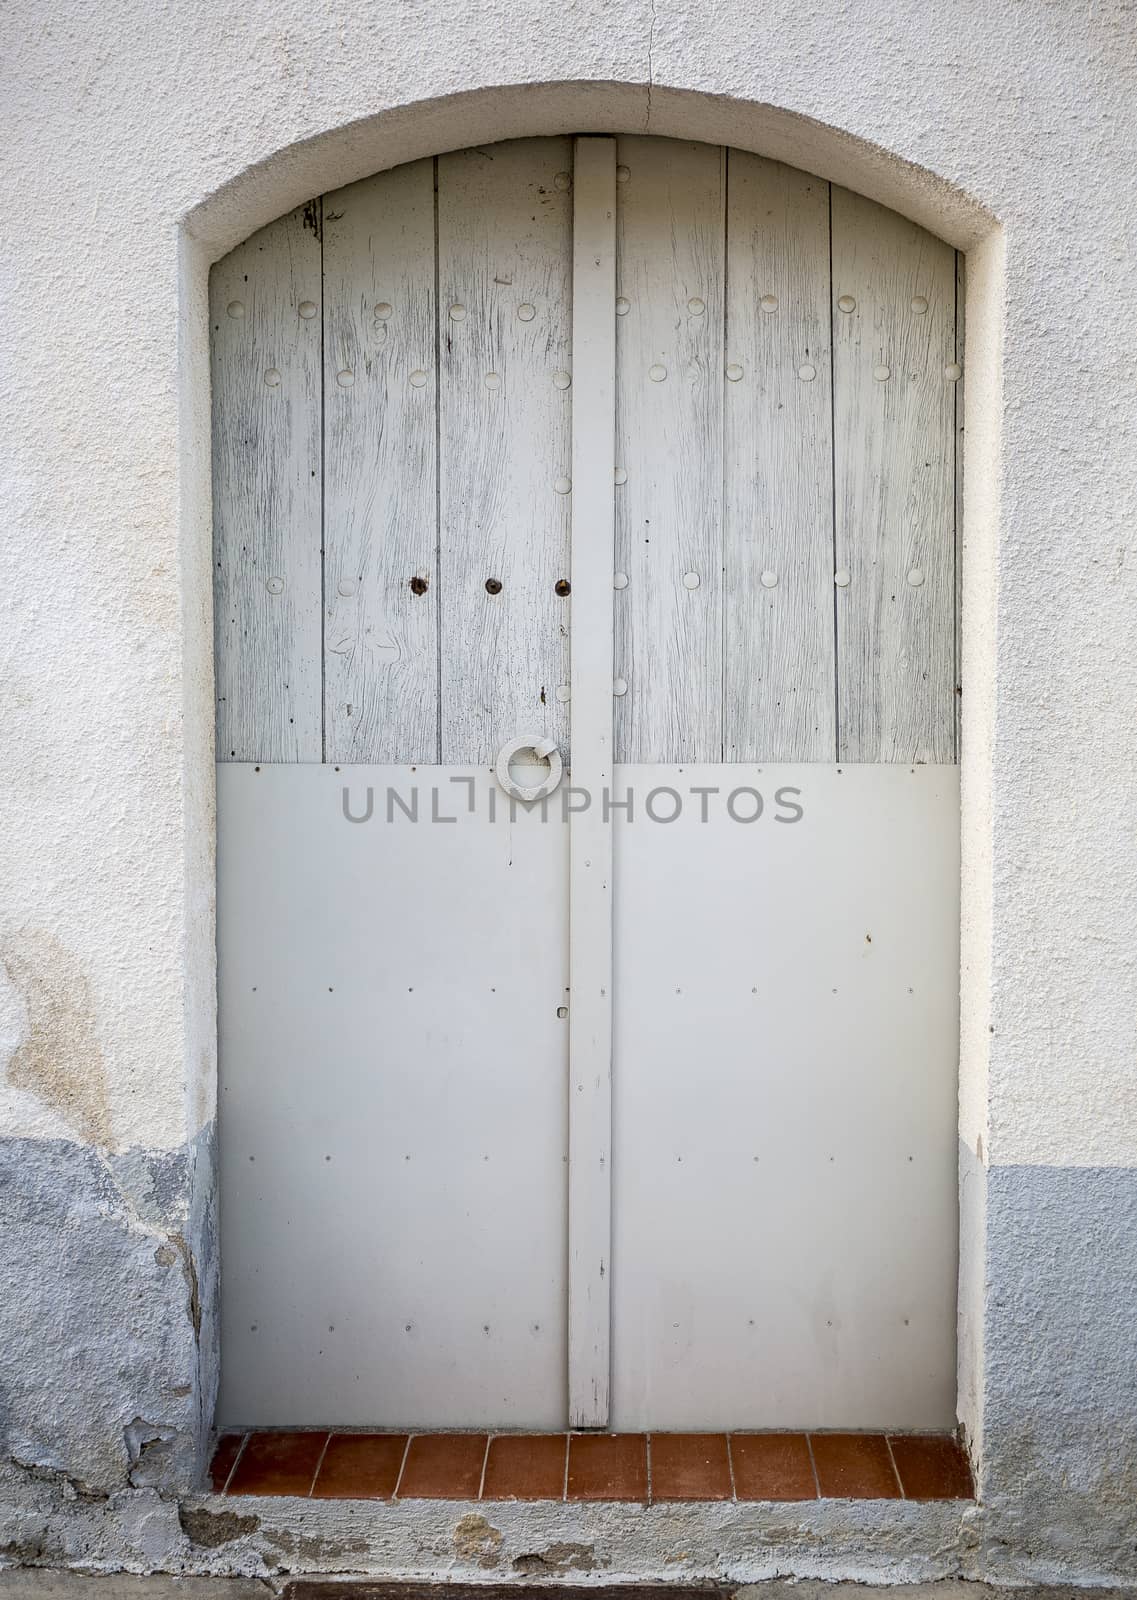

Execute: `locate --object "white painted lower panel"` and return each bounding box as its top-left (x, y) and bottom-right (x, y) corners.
top-left (218, 761), bottom-right (958, 1430)
top-left (217, 764), bottom-right (570, 1428)
top-left (610, 764), bottom-right (960, 1430)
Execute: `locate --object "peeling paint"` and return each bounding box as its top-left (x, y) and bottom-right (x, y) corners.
top-left (1, 934), bottom-right (111, 1148)
top-left (178, 1507), bottom-right (260, 1548)
top-left (452, 1513), bottom-right (503, 1568)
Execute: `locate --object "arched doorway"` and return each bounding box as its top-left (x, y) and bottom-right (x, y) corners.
top-left (212, 134), bottom-right (960, 1433)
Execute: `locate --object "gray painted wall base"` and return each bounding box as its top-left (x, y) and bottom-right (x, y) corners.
top-left (0, 1132), bottom-right (218, 1499)
top-left (2, 1137), bottom-right (1136, 1585)
top-left (981, 1163), bottom-right (1137, 1586)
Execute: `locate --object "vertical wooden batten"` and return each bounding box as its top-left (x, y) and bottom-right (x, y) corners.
top-left (567, 136), bottom-right (617, 1429)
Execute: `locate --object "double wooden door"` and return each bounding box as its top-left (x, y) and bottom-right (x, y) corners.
top-left (213, 136), bottom-right (961, 1431)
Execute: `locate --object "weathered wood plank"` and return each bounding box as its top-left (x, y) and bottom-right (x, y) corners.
top-left (322, 161), bottom-right (438, 763)
top-left (211, 206), bottom-right (323, 761)
top-left (831, 186), bottom-right (956, 763)
top-left (437, 139), bottom-right (574, 764)
top-left (613, 137), bottom-right (726, 762)
top-left (567, 136), bottom-right (616, 1430)
top-left (723, 153), bottom-right (835, 760)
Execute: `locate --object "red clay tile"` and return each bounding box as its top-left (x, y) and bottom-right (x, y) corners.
top-left (730, 1432), bottom-right (817, 1500)
top-left (567, 1433), bottom-right (648, 1501)
top-left (649, 1434), bottom-right (732, 1501)
top-left (209, 1432), bottom-right (245, 1492)
top-left (888, 1434), bottom-right (974, 1500)
top-left (482, 1434), bottom-right (567, 1500)
top-left (810, 1433), bottom-right (901, 1499)
top-left (396, 1434), bottom-right (487, 1499)
top-left (227, 1430), bottom-right (327, 1496)
top-left (312, 1433), bottom-right (408, 1499)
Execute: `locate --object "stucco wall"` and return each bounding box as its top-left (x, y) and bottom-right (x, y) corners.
top-left (1, 0), bottom-right (1135, 1585)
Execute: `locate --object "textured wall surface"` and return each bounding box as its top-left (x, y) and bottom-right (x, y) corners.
top-left (0, 0), bottom-right (1135, 1584)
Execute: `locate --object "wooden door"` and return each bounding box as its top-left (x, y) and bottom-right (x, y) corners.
top-left (211, 136), bottom-right (961, 1432)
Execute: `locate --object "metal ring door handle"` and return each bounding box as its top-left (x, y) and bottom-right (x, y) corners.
top-left (494, 735), bottom-right (564, 803)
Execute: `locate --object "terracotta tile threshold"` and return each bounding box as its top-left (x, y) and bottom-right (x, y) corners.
top-left (212, 1429), bottom-right (972, 1502)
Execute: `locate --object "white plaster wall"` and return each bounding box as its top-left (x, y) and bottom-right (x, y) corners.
top-left (3, 0), bottom-right (1135, 1166)
top-left (1, 1), bottom-right (1136, 1568)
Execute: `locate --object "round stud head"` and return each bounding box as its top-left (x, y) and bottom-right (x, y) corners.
top-left (552, 370), bottom-right (572, 390)
top-left (726, 363), bottom-right (744, 382)
top-left (409, 369), bottom-right (428, 387)
top-left (945, 362), bottom-right (963, 381)
top-left (798, 362), bottom-right (816, 382)
top-left (449, 304), bottom-right (466, 321)
top-left (555, 684), bottom-right (571, 702)
top-left (613, 677), bottom-right (628, 697)
top-left (298, 300), bottom-right (318, 319)
top-left (337, 578), bottom-right (357, 596)
top-left (484, 372), bottom-right (501, 390)
top-left (616, 164), bottom-right (631, 183)
top-left (265, 576), bottom-right (285, 595)
top-left (760, 570), bottom-right (779, 588)
top-left (834, 568), bottom-right (852, 587)
top-left (838, 294), bottom-right (857, 313)
top-left (907, 567), bottom-right (926, 587)
top-left (615, 296), bottom-right (631, 316)
top-left (688, 297), bottom-right (706, 315)
top-left (760, 294), bottom-right (778, 312)
top-left (682, 571), bottom-right (701, 590)
top-left (613, 571), bottom-right (629, 590)
top-left (911, 295), bottom-right (929, 314)
top-left (336, 369), bottom-right (354, 387)
top-left (649, 363), bottom-right (667, 382)
top-left (517, 303), bottom-right (536, 322)
top-left (873, 364), bottom-right (891, 382)
top-left (226, 300), bottom-right (245, 319)
top-left (553, 476), bottom-right (572, 495)
top-left (553, 171), bottom-right (571, 191)
top-left (614, 467), bottom-right (628, 486)
top-left (264, 368), bottom-right (281, 387)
